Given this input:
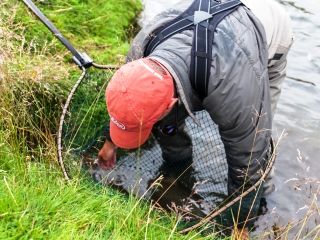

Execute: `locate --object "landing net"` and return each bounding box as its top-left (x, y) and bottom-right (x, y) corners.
top-left (60, 68), bottom-right (275, 233)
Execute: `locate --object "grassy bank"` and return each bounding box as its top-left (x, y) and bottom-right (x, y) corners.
top-left (0, 0), bottom-right (207, 239)
top-left (0, 139), bottom-right (199, 239)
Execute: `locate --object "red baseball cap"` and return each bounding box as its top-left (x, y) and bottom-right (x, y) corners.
top-left (106, 58), bottom-right (174, 149)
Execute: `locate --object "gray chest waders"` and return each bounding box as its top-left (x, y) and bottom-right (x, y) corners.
top-left (145, 0), bottom-right (242, 100)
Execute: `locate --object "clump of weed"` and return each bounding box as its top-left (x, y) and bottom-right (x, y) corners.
top-left (0, 4), bottom-right (72, 163)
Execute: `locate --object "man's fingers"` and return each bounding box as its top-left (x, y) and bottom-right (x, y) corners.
top-left (97, 141), bottom-right (118, 170)
top-left (98, 157), bottom-right (109, 170)
top-left (97, 155), bottom-right (116, 170)
top-left (106, 154), bottom-right (116, 169)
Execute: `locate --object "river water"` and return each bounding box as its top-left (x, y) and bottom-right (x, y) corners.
top-left (139, 0), bottom-right (320, 238)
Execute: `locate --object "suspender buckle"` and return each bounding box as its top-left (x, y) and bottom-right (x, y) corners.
top-left (193, 11), bottom-right (212, 25)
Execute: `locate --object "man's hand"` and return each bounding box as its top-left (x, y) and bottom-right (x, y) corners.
top-left (98, 140), bottom-right (118, 170)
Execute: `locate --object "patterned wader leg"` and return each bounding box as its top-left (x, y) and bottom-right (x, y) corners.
top-left (151, 102), bottom-right (195, 188)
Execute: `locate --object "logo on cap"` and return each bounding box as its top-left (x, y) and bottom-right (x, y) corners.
top-left (110, 115), bottom-right (126, 130)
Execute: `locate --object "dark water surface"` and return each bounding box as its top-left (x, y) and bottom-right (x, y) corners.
top-left (139, 0), bottom-right (320, 238)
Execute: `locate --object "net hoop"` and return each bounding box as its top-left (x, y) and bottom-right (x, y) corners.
top-left (57, 64), bottom-right (119, 181)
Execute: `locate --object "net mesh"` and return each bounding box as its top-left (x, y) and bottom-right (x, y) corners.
top-left (61, 69), bottom-right (272, 231)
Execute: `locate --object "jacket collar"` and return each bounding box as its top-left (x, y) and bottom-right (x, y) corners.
top-left (151, 56), bottom-right (201, 126)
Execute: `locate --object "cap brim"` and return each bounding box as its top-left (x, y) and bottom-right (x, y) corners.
top-left (109, 121), bottom-right (152, 149)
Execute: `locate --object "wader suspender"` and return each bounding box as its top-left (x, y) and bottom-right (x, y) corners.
top-left (145, 0), bottom-right (242, 99)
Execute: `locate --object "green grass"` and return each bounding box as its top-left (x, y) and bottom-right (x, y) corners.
top-left (0, 132), bottom-right (205, 239)
top-left (13, 0), bottom-right (142, 64)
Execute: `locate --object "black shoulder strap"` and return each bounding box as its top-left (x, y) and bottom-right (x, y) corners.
top-left (192, 0), bottom-right (241, 99)
top-left (145, 0), bottom-right (242, 99)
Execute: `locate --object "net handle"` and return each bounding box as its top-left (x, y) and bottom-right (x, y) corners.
top-left (20, 0), bottom-right (124, 180)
